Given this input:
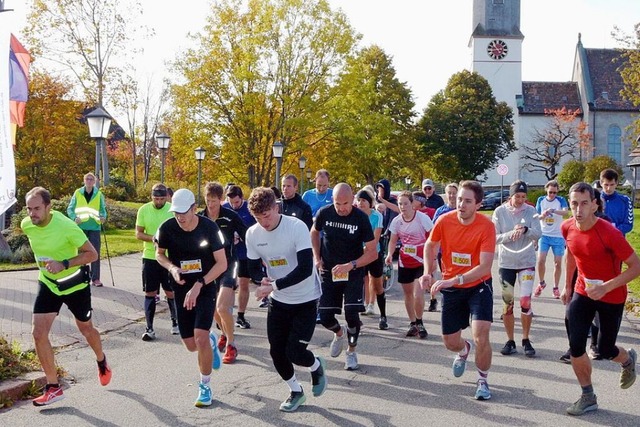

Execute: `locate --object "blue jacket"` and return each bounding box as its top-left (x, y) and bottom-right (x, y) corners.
top-left (602, 191), bottom-right (633, 235)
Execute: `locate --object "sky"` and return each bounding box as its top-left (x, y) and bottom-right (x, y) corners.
top-left (5, 0), bottom-right (640, 114)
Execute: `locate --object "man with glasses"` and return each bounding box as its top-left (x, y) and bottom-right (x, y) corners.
top-left (421, 179), bottom-right (444, 210)
top-left (534, 180), bottom-right (569, 299)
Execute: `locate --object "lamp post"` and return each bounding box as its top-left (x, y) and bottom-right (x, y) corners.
top-left (156, 132), bottom-right (170, 184)
top-left (194, 146), bottom-right (206, 206)
top-left (298, 155), bottom-right (307, 192)
top-left (306, 168), bottom-right (312, 187)
top-left (405, 176), bottom-right (412, 190)
top-left (627, 145), bottom-right (640, 208)
top-left (86, 106), bottom-right (112, 187)
top-left (272, 141), bottom-right (284, 188)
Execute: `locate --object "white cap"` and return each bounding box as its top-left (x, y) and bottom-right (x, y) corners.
top-left (422, 179), bottom-right (434, 189)
top-left (169, 188), bottom-right (196, 213)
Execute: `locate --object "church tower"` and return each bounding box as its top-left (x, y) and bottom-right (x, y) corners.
top-left (470, 0), bottom-right (523, 185)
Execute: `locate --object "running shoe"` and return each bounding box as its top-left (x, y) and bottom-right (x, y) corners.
top-left (279, 389), bottom-right (306, 412)
top-left (522, 339), bottom-right (536, 357)
top-left (154, 294), bottom-right (160, 303)
top-left (552, 287), bottom-right (560, 299)
top-left (559, 350), bottom-right (571, 364)
top-left (92, 280), bottom-right (103, 287)
top-left (142, 328), bottom-right (156, 341)
top-left (363, 304), bottom-right (375, 316)
top-left (217, 334), bottom-right (227, 352)
top-left (588, 344), bottom-right (602, 360)
top-left (171, 324), bottom-right (180, 335)
top-left (416, 323), bottom-right (428, 339)
top-left (620, 348), bottom-right (637, 389)
top-left (378, 316), bottom-right (389, 330)
top-left (427, 298), bottom-right (438, 312)
top-left (235, 317), bottom-right (251, 329)
top-left (209, 331), bottom-right (222, 370)
top-left (195, 382), bottom-right (212, 407)
top-left (97, 356), bottom-right (112, 386)
top-left (311, 357), bottom-right (328, 397)
top-left (33, 384), bottom-right (64, 406)
top-left (533, 281), bottom-right (546, 297)
top-left (344, 351), bottom-right (359, 371)
top-left (259, 297), bottom-right (269, 308)
top-left (566, 393), bottom-right (598, 416)
top-left (330, 325), bottom-right (346, 358)
top-left (452, 341), bottom-right (471, 378)
top-left (223, 344), bottom-right (238, 364)
top-left (406, 324), bottom-right (419, 337)
top-left (475, 379), bottom-right (491, 401)
top-left (500, 340), bottom-right (517, 355)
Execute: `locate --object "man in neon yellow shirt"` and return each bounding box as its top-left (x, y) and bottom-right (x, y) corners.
top-left (135, 183), bottom-right (177, 340)
top-left (22, 187), bottom-right (112, 406)
top-left (67, 172), bottom-right (107, 286)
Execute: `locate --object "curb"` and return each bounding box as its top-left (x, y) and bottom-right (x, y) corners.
top-left (0, 371), bottom-right (46, 408)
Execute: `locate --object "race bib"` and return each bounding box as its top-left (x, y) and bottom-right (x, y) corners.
top-left (180, 259), bottom-right (203, 274)
top-left (332, 270), bottom-right (349, 282)
top-left (521, 271), bottom-right (534, 282)
top-left (451, 252), bottom-right (471, 267)
top-left (268, 257), bottom-right (288, 268)
top-left (404, 244), bottom-right (417, 255)
top-left (544, 216), bottom-right (554, 225)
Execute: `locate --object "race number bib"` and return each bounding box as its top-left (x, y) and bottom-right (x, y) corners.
top-left (268, 257), bottom-right (289, 268)
top-left (332, 270), bottom-right (349, 282)
top-left (544, 216), bottom-right (555, 225)
top-left (451, 252), bottom-right (471, 267)
top-left (180, 259), bottom-right (203, 274)
top-left (404, 244), bottom-right (417, 255)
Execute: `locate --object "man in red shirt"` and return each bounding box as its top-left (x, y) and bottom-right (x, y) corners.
top-left (561, 182), bottom-right (639, 416)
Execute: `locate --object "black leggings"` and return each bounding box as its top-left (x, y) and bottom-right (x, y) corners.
top-left (267, 298), bottom-right (318, 381)
top-left (567, 292), bottom-right (623, 359)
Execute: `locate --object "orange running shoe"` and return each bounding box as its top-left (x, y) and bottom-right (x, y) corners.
top-left (223, 344), bottom-right (237, 364)
top-left (33, 385), bottom-right (65, 406)
top-left (98, 357), bottom-right (112, 386)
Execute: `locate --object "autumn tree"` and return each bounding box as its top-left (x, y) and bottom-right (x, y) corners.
top-left (521, 107), bottom-right (592, 180)
top-left (170, 0), bottom-right (358, 188)
top-left (325, 45), bottom-right (418, 185)
top-left (614, 23), bottom-right (640, 139)
top-left (417, 70), bottom-right (515, 182)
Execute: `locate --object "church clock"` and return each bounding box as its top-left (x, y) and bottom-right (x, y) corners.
top-left (487, 39), bottom-right (508, 60)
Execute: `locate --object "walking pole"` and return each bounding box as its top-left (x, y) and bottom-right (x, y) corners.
top-left (101, 224), bottom-right (116, 287)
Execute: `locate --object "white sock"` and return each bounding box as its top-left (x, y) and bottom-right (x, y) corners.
top-left (285, 375), bottom-right (302, 392)
top-left (309, 358), bottom-right (320, 372)
top-left (459, 340), bottom-right (471, 357)
top-left (200, 373), bottom-right (211, 384)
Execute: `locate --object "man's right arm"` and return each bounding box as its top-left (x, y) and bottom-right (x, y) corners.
top-left (135, 225), bottom-right (153, 242)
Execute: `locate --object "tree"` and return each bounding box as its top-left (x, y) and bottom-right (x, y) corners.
top-left (521, 107), bottom-right (592, 180)
top-left (583, 155), bottom-right (624, 183)
top-left (324, 45), bottom-right (418, 185)
top-left (170, 0), bottom-right (358, 188)
top-left (614, 23), bottom-right (640, 139)
top-left (557, 159), bottom-right (586, 190)
top-left (417, 70), bottom-right (515, 182)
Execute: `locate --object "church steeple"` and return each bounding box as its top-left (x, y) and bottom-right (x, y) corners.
top-left (471, 0), bottom-right (523, 38)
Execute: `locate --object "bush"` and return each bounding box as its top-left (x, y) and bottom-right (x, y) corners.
top-left (557, 159), bottom-right (586, 190)
top-left (527, 188), bottom-right (546, 206)
top-left (103, 203), bottom-right (137, 230)
top-left (584, 155), bottom-right (624, 183)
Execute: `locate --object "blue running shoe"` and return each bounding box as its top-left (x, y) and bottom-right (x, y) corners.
top-left (210, 331), bottom-right (222, 370)
top-left (195, 382), bottom-right (212, 407)
top-left (475, 379), bottom-right (491, 401)
top-left (311, 357), bottom-right (328, 397)
top-left (279, 389), bottom-right (306, 412)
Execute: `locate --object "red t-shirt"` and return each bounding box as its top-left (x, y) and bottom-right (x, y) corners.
top-left (428, 211), bottom-right (495, 288)
top-left (561, 218), bottom-right (633, 304)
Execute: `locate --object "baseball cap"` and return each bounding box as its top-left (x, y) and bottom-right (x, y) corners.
top-left (169, 188), bottom-right (196, 213)
top-left (422, 179), bottom-right (434, 189)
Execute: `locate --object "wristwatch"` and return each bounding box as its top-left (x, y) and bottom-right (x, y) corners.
top-left (457, 274), bottom-right (464, 286)
top-left (62, 259), bottom-right (70, 269)
top-left (351, 260), bottom-right (357, 270)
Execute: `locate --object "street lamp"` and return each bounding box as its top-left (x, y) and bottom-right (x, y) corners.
top-left (405, 176), bottom-right (412, 190)
top-left (156, 132), bottom-right (170, 184)
top-left (272, 141), bottom-right (284, 188)
top-left (194, 146), bottom-right (206, 206)
top-left (306, 168), bottom-right (312, 186)
top-left (298, 155), bottom-right (307, 192)
top-left (86, 106), bottom-right (112, 186)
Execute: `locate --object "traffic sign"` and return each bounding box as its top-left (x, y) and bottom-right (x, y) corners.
top-left (496, 164), bottom-right (509, 176)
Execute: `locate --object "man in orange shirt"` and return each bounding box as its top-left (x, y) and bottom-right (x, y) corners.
top-left (421, 180), bottom-right (496, 401)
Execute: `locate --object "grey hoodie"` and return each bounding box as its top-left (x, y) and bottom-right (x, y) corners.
top-left (492, 202), bottom-right (541, 269)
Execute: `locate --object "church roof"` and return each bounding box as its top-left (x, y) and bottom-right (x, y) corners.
top-left (517, 82), bottom-right (582, 115)
top-left (582, 48), bottom-right (637, 111)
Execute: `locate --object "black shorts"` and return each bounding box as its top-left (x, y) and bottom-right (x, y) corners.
top-left (568, 292), bottom-right (624, 359)
top-left (398, 265), bottom-right (424, 284)
top-left (142, 258), bottom-right (171, 293)
top-left (33, 281), bottom-right (93, 322)
top-left (217, 261), bottom-right (238, 289)
top-left (441, 279), bottom-right (493, 335)
top-left (173, 286), bottom-right (216, 339)
top-left (237, 258), bottom-right (250, 279)
top-left (318, 268), bottom-right (365, 314)
top-left (364, 253), bottom-right (384, 279)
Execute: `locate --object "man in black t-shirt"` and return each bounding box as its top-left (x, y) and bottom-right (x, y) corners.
top-left (311, 183), bottom-right (377, 371)
top-left (156, 189), bottom-right (227, 408)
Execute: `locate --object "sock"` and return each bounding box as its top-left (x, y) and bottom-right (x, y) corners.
top-left (459, 340), bottom-right (471, 358)
top-left (167, 298), bottom-right (177, 325)
top-left (377, 292), bottom-right (386, 317)
top-left (581, 384), bottom-right (594, 395)
top-left (97, 354), bottom-right (107, 367)
top-left (238, 312), bottom-right (245, 320)
top-left (477, 368), bottom-right (488, 380)
top-left (309, 357), bottom-right (320, 372)
top-left (144, 296), bottom-right (156, 330)
top-left (416, 318), bottom-right (423, 325)
top-left (46, 383), bottom-right (60, 390)
top-left (285, 375), bottom-right (302, 392)
top-left (200, 373), bottom-right (211, 385)
top-left (622, 354), bottom-right (634, 368)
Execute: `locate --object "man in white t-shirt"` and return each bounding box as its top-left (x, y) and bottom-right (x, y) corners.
top-left (534, 180), bottom-right (569, 299)
top-left (246, 187), bottom-right (326, 413)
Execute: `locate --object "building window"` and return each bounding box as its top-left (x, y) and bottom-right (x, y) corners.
top-left (607, 125), bottom-right (622, 164)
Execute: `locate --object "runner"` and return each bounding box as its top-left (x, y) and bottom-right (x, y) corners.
top-left (386, 191), bottom-right (433, 338)
top-left (302, 169), bottom-right (333, 217)
top-left (156, 188), bottom-right (227, 407)
top-left (281, 174), bottom-right (313, 230)
top-left (245, 187), bottom-right (326, 412)
top-left (421, 180), bottom-right (495, 400)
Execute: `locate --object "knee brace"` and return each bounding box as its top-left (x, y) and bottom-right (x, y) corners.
top-left (344, 309), bottom-right (361, 347)
top-left (319, 311), bottom-right (340, 332)
top-left (519, 269), bottom-right (534, 315)
top-left (520, 296), bottom-right (532, 315)
top-left (502, 285), bottom-right (514, 316)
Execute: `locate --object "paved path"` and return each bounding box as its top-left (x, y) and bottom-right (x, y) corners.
top-left (1, 253), bottom-right (639, 425)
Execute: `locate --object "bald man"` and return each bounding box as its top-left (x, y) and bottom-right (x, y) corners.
top-left (311, 183), bottom-right (377, 371)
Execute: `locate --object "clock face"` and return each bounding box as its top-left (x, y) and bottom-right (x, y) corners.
top-left (487, 39), bottom-right (508, 60)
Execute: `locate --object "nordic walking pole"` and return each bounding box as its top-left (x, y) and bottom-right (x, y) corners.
top-left (101, 224), bottom-right (116, 287)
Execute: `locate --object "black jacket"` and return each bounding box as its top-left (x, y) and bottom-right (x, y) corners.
top-left (375, 178), bottom-right (398, 233)
top-left (282, 193), bottom-right (313, 230)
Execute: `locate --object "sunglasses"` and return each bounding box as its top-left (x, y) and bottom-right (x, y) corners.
top-left (548, 191), bottom-right (557, 194)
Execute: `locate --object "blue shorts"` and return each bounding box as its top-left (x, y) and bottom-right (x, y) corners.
top-left (441, 279), bottom-right (493, 335)
top-left (538, 235), bottom-right (565, 257)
